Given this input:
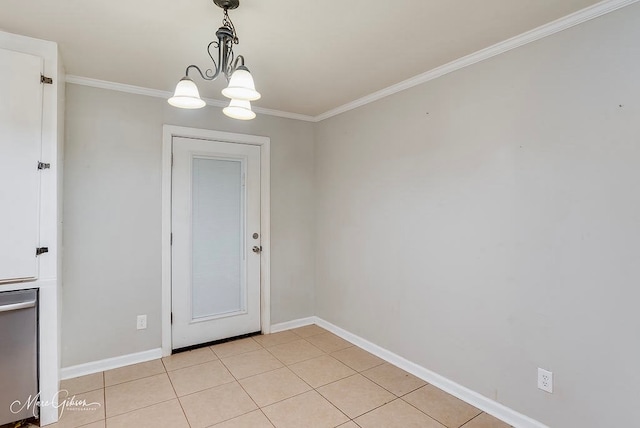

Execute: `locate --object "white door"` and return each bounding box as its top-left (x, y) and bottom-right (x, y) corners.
top-left (171, 137), bottom-right (261, 349)
top-left (0, 48), bottom-right (44, 282)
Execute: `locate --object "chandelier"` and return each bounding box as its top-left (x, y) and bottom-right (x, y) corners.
top-left (168, 0), bottom-right (260, 120)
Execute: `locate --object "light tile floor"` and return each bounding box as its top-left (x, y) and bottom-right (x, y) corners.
top-left (37, 325), bottom-right (512, 428)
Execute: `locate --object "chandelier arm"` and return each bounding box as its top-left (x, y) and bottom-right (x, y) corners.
top-left (184, 40), bottom-right (225, 82)
top-left (232, 55), bottom-right (245, 71)
top-left (185, 64), bottom-right (217, 80)
top-left (205, 40), bottom-right (223, 80)
top-left (185, 65), bottom-right (211, 81)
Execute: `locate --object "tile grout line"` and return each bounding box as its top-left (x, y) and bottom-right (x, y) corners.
top-left (459, 412), bottom-right (481, 427)
top-left (400, 390), bottom-right (455, 428)
top-left (240, 365), bottom-right (314, 409)
top-left (105, 396), bottom-right (179, 422)
top-left (225, 333), bottom-right (355, 426)
top-left (209, 335), bottom-right (264, 359)
top-left (349, 397), bottom-right (405, 424)
top-left (102, 370), bottom-right (106, 425)
top-left (292, 358), bottom-right (382, 426)
top-left (397, 397), bottom-right (447, 428)
top-left (263, 341), bottom-right (329, 367)
top-left (162, 355), bottom-right (194, 428)
top-left (103, 370), bottom-right (166, 388)
top-left (458, 409), bottom-right (485, 427)
top-left (315, 376), bottom-right (396, 423)
top-left (172, 378), bottom-right (237, 401)
top-left (103, 359), bottom-right (185, 425)
top-left (214, 343), bottom-right (270, 427)
top-left (164, 357), bottom-right (221, 374)
top-left (253, 330), bottom-right (302, 348)
top-left (283, 332), bottom-right (437, 426)
top-left (216, 346), bottom-right (280, 382)
top-left (309, 383), bottom-right (355, 425)
top-left (459, 411), bottom-right (491, 428)
top-left (358, 365), bottom-right (429, 400)
top-left (248, 367), bottom-right (315, 409)
top-left (256, 408), bottom-right (276, 428)
top-left (210, 365), bottom-right (264, 428)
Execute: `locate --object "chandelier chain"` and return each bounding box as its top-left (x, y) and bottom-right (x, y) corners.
top-left (222, 8), bottom-right (239, 44)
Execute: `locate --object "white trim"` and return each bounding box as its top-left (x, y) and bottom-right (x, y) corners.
top-left (65, 0), bottom-right (638, 124)
top-left (65, 75), bottom-right (172, 100)
top-left (65, 75), bottom-right (315, 122)
top-left (161, 127), bottom-right (173, 357)
top-left (161, 125), bottom-right (271, 356)
top-left (251, 106), bottom-right (313, 123)
top-left (273, 316), bottom-right (546, 428)
top-left (270, 317), bottom-right (316, 333)
top-left (315, 0), bottom-right (640, 121)
top-left (60, 348), bottom-right (163, 380)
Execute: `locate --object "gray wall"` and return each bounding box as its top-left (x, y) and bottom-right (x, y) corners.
top-left (62, 85), bottom-right (315, 366)
top-left (314, 5), bottom-right (640, 428)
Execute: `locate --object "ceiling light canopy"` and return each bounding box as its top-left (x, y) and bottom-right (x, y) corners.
top-left (168, 0), bottom-right (260, 120)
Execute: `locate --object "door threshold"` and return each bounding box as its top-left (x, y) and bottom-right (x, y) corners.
top-left (172, 331), bottom-right (262, 355)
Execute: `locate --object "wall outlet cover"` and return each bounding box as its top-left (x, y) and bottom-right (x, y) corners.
top-left (136, 315), bottom-right (147, 330)
top-left (538, 368), bottom-right (553, 393)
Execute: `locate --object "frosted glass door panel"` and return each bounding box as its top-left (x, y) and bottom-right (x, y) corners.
top-left (191, 158), bottom-right (245, 320)
top-left (0, 49), bottom-right (43, 282)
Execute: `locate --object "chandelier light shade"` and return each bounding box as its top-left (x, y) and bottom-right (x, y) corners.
top-left (168, 77), bottom-right (207, 109)
top-left (223, 98), bottom-right (256, 120)
top-left (168, 0), bottom-right (260, 119)
top-left (221, 66), bottom-right (261, 101)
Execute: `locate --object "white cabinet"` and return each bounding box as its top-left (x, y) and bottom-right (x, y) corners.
top-left (0, 48), bottom-right (46, 282)
top-left (0, 30), bottom-right (62, 426)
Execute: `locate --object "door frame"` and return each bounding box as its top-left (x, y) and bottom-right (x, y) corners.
top-left (161, 125), bottom-right (271, 356)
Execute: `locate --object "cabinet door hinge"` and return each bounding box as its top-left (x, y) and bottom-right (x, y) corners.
top-left (36, 247), bottom-right (49, 256)
top-left (171, 153), bottom-right (174, 167)
top-left (171, 312), bottom-right (173, 324)
top-left (40, 74), bottom-right (53, 84)
top-left (170, 233), bottom-right (173, 245)
top-left (38, 161), bottom-right (51, 170)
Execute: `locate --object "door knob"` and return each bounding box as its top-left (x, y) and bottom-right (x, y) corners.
top-left (252, 246), bottom-right (262, 253)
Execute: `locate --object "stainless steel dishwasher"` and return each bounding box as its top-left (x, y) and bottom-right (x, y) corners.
top-left (0, 289), bottom-right (38, 425)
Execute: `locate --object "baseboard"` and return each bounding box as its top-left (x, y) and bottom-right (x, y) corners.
top-left (276, 316), bottom-right (546, 428)
top-left (58, 319), bottom-right (545, 427)
top-left (270, 316), bottom-right (316, 333)
top-left (59, 318), bottom-right (316, 380)
top-left (60, 348), bottom-right (163, 380)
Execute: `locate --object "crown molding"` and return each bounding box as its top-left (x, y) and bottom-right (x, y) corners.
top-left (251, 104), bottom-right (315, 122)
top-left (65, 75), bottom-right (316, 122)
top-left (314, 0), bottom-right (640, 122)
top-left (66, 0), bottom-right (638, 124)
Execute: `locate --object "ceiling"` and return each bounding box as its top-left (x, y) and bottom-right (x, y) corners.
top-left (1, 0), bottom-right (602, 117)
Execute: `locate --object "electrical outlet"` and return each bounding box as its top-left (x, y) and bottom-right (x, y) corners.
top-left (136, 315), bottom-right (147, 330)
top-left (538, 368), bottom-right (553, 393)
